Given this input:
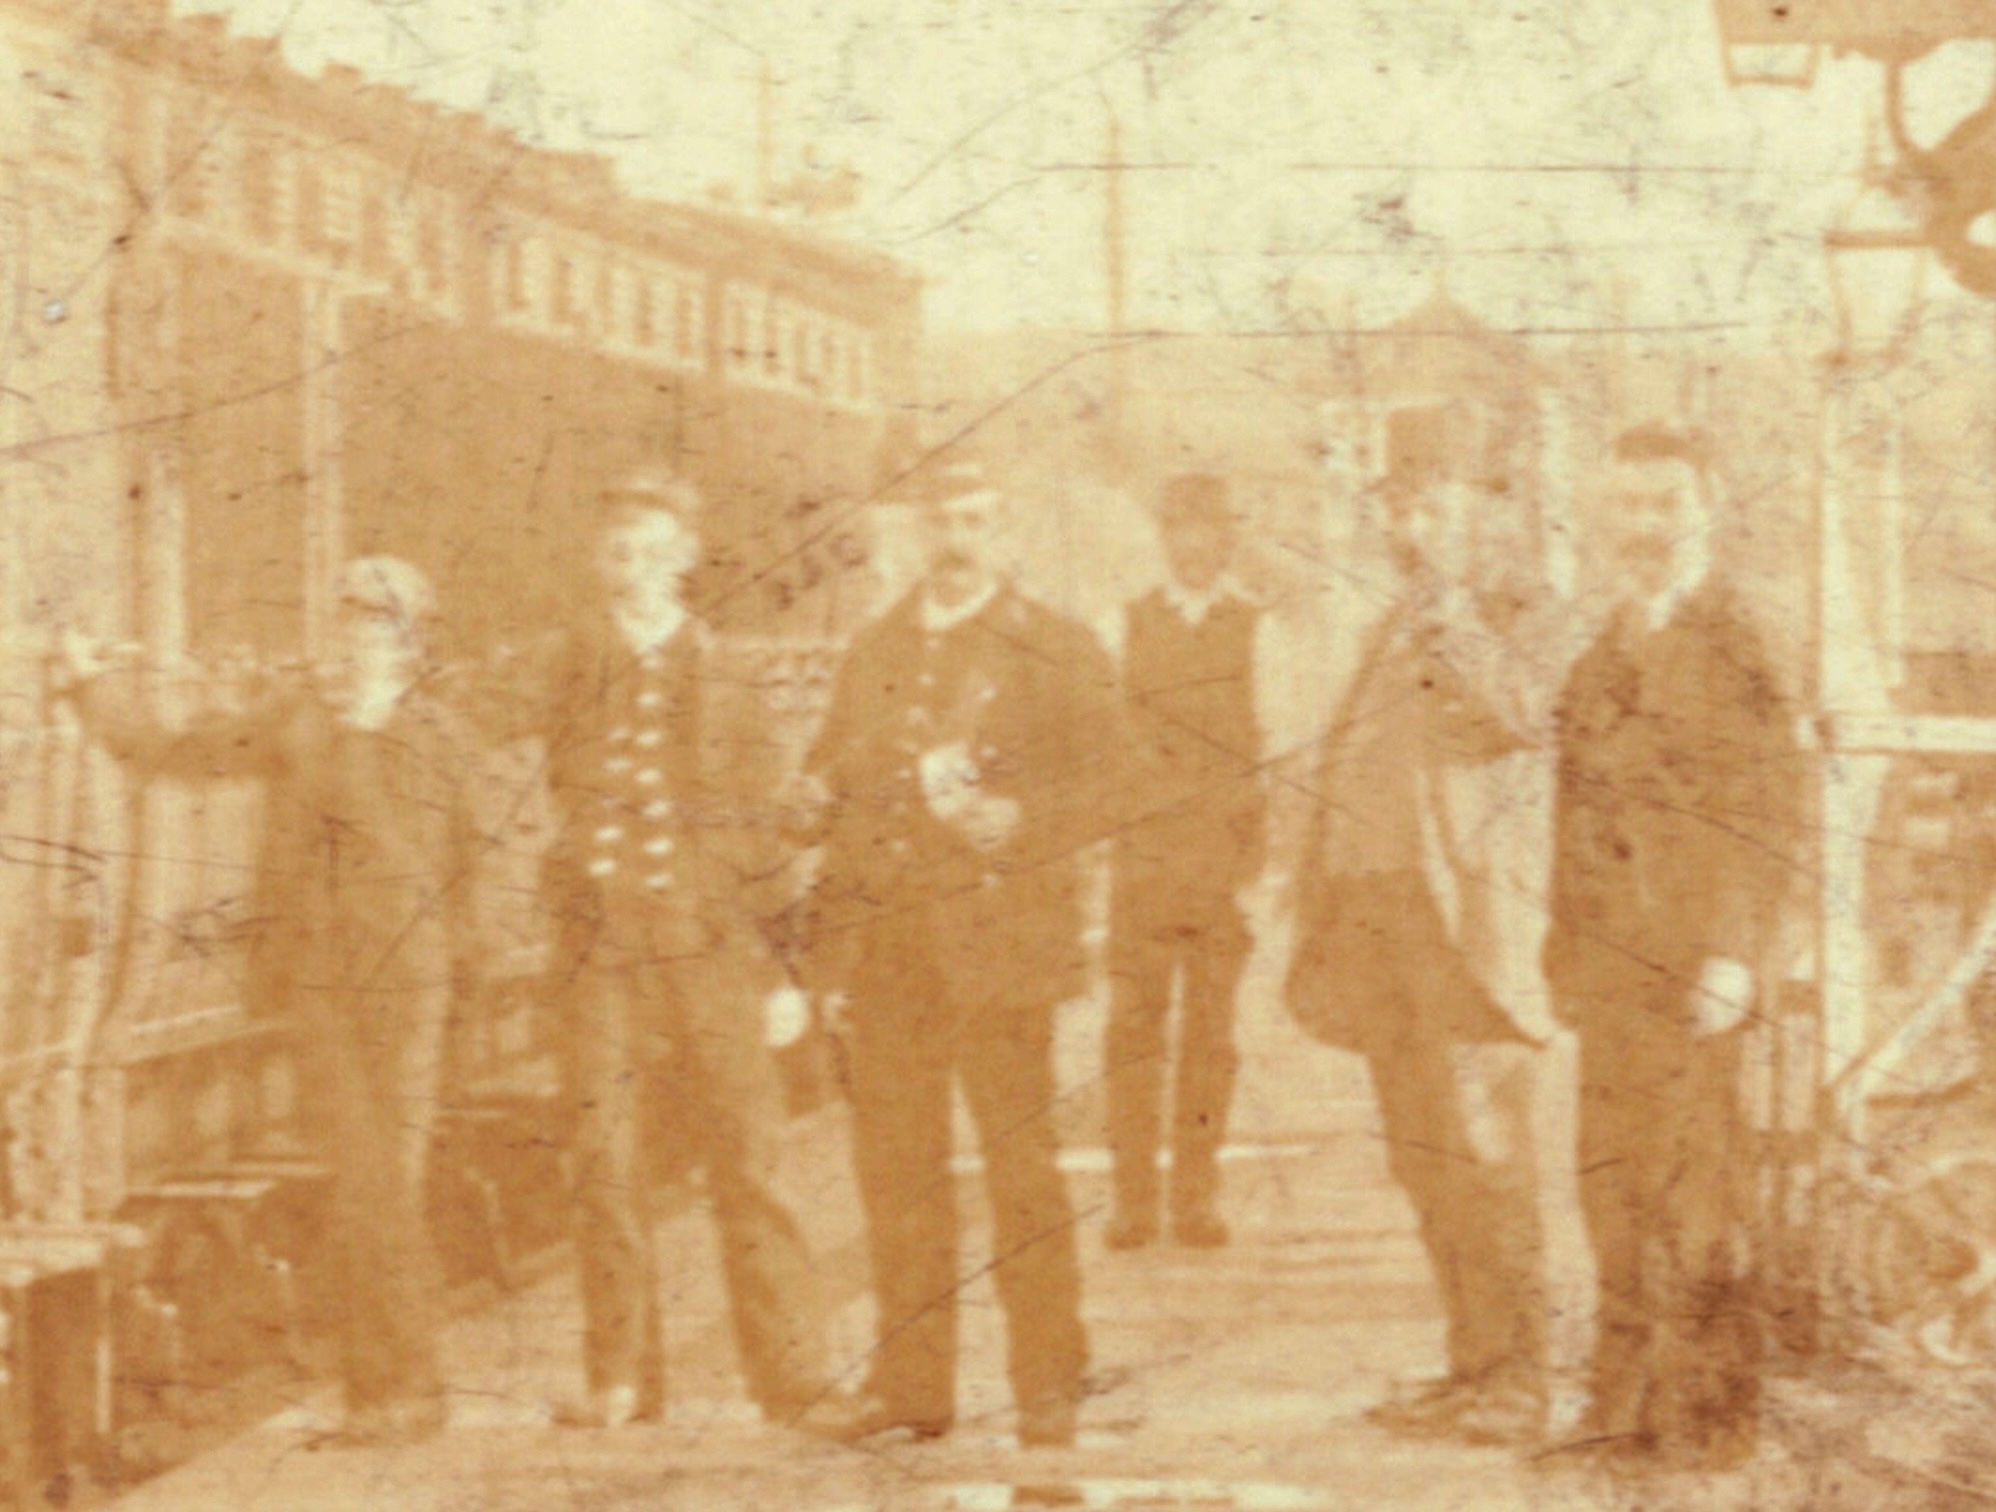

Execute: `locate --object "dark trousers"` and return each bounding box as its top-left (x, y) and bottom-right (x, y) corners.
top-left (845, 938), bottom-right (1087, 1420)
top-left (561, 908), bottom-right (828, 1414)
top-left (313, 975), bottom-right (449, 1412)
top-left (1105, 888), bottom-right (1249, 1221)
top-left (1368, 1033), bottom-right (1549, 1391)
top-left (1576, 1019), bottom-right (1758, 1451)
top-left (1344, 873), bottom-right (1548, 1392)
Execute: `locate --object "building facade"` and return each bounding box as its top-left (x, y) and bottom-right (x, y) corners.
top-left (0, 0), bottom-right (920, 1226)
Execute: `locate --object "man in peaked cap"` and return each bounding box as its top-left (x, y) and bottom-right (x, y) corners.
top-left (802, 458), bottom-right (1122, 1448)
top-left (68, 553), bottom-right (475, 1446)
top-left (1102, 472), bottom-right (1266, 1252)
top-left (474, 463), bottom-right (841, 1434)
top-left (1286, 407), bottom-right (1580, 1448)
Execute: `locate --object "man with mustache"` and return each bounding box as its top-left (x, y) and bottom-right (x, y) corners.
top-left (803, 460), bottom-right (1118, 1449)
top-left (1543, 422), bottom-right (1800, 1469)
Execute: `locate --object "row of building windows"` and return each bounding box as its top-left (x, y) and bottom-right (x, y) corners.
top-left (161, 90), bottom-right (459, 315)
top-left (491, 222), bottom-right (705, 372)
top-left (153, 90), bottom-right (877, 408)
top-left (722, 287), bottom-right (874, 409)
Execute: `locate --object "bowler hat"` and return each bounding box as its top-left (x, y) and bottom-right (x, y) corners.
top-left (1611, 421), bottom-right (1712, 474)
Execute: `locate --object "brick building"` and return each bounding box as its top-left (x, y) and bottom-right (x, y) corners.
top-left (0, 0), bottom-right (918, 1309)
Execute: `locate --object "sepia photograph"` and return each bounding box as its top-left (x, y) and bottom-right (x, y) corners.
top-left (0, 0), bottom-right (1993, 1507)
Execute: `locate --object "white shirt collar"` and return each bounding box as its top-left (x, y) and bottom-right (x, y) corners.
top-left (1160, 576), bottom-right (1239, 627)
top-left (1634, 553), bottom-right (1711, 636)
top-left (920, 577), bottom-right (1001, 636)
top-left (337, 673), bottom-right (416, 732)
top-left (613, 600), bottom-right (688, 657)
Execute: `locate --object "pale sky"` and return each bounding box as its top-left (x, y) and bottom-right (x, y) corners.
top-left (176, 0), bottom-right (1992, 340)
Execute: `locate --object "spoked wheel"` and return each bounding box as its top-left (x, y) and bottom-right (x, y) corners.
top-left (1864, 1156), bottom-right (1996, 1365)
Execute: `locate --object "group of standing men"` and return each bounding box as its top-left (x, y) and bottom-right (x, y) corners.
top-left (64, 458), bottom-right (1132, 1451)
top-left (63, 406), bottom-right (1798, 1473)
top-left (1288, 413), bottom-right (1800, 1471)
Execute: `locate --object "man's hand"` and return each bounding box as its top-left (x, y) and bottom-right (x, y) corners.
top-left (763, 983), bottom-right (813, 1051)
top-left (919, 742), bottom-right (1019, 852)
top-left (919, 741), bottom-right (980, 812)
top-left (55, 632), bottom-right (154, 706)
top-left (1689, 956), bottom-right (1755, 1038)
top-left (57, 630), bottom-right (115, 694)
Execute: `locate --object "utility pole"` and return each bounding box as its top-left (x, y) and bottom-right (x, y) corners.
top-left (757, 59), bottom-right (777, 210)
top-left (1104, 101), bottom-right (1129, 466)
